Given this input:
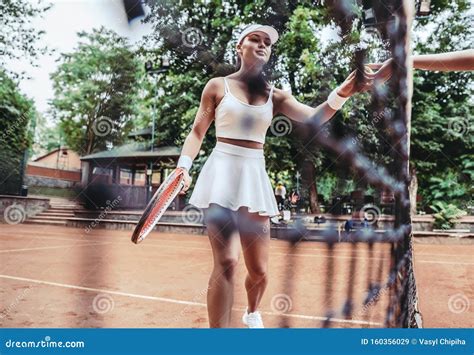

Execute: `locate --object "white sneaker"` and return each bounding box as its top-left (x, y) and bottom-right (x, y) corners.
top-left (242, 307), bottom-right (264, 328)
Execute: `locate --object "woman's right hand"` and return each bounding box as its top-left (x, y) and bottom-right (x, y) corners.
top-left (179, 169), bottom-right (192, 195)
top-left (368, 58), bottom-right (394, 83)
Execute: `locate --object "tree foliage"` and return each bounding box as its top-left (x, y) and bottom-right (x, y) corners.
top-left (411, 0), bottom-right (473, 209)
top-left (0, 0), bottom-right (51, 75)
top-left (50, 27), bottom-right (142, 155)
top-left (0, 69), bottom-right (35, 194)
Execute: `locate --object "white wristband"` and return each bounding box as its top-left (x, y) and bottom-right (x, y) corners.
top-left (327, 87), bottom-right (350, 110)
top-left (177, 155), bottom-right (193, 171)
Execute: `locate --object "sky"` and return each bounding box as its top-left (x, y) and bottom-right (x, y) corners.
top-left (6, 0), bottom-right (153, 115)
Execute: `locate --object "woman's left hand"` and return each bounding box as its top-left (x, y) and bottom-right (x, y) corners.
top-left (337, 66), bottom-right (375, 98)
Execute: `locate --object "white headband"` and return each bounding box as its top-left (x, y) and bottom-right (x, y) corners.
top-left (237, 24), bottom-right (279, 45)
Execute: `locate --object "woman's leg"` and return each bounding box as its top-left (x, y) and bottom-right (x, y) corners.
top-left (237, 207), bottom-right (271, 313)
top-left (205, 203), bottom-right (241, 328)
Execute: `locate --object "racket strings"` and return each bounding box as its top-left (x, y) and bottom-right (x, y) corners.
top-left (141, 175), bottom-right (184, 239)
top-left (132, 168), bottom-right (185, 243)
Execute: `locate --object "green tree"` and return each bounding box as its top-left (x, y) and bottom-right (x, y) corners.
top-left (411, 0), bottom-right (473, 211)
top-left (0, 69), bottom-right (35, 194)
top-left (50, 27), bottom-right (141, 155)
top-left (0, 0), bottom-right (51, 75)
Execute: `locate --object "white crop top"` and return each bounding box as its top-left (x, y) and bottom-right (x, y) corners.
top-left (214, 77), bottom-right (274, 144)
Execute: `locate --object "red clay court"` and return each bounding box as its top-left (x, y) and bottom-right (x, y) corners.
top-left (0, 224), bottom-right (472, 328)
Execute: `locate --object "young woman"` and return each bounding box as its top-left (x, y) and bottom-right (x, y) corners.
top-left (176, 24), bottom-right (376, 328)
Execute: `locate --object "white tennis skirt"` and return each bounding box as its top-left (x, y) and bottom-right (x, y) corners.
top-left (189, 141), bottom-right (280, 217)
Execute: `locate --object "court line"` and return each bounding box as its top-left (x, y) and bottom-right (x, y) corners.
top-left (136, 243), bottom-right (473, 263)
top-left (3, 230), bottom-right (472, 260)
top-left (0, 234), bottom-right (96, 243)
top-left (2, 230), bottom-right (471, 264)
top-left (0, 242), bottom-right (113, 253)
top-left (3, 236), bottom-right (470, 266)
top-left (143, 245), bottom-right (471, 266)
top-left (0, 274), bottom-right (381, 326)
top-left (144, 241), bottom-right (472, 260)
top-left (416, 260), bottom-right (474, 266)
top-left (132, 243), bottom-right (394, 263)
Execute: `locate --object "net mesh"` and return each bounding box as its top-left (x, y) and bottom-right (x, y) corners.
top-left (276, 0), bottom-right (422, 328)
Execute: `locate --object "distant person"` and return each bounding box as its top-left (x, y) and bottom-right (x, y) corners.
top-left (274, 181), bottom-right (286, 209)
top-left (290, 191), bottom-right (300, 210)
top-left (290, 191), bottom-right (299, 203)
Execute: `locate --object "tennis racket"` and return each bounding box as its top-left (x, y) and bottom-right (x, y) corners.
top-left (131, 167), bottom-right (186, 244)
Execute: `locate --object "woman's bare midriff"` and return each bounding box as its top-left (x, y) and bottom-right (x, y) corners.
top-left (217, 137), bottom-right (263, 149)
